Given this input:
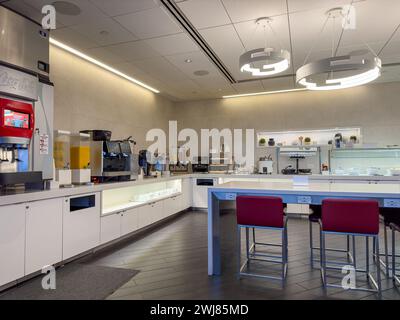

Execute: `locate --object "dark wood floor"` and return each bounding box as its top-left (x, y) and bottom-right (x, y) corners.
top-left (82, 210), bottom-right (400, 300)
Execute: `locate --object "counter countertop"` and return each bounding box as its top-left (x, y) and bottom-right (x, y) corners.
top-left (1, 173), bottom-right (399, 206)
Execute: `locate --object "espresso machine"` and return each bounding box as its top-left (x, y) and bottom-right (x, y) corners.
top-left (81, 130), bottom-right (138, 183)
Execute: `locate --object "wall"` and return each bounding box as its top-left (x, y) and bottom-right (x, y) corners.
top-left (172, 82), bottom-right (400, 146)
top-left (50, 45), bottom-right (175, 150)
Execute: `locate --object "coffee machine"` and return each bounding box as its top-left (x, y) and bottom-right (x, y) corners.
top-left (82, 130), bottom-right (138, 183)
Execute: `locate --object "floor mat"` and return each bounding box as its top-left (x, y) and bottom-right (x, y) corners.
top-left (0, 264), bottom-right (139, 300)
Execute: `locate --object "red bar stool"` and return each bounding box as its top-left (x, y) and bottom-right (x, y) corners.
top-left (308, 204), bottom-right (352, 268)
top-left (319, 199), bottom-right (382, 297)
top-left (236, 196), bottom-right (288, 283)
top-left (374, 208), bottom-right (400, 278)
top-left (389, 219), bottom-right (400, 286)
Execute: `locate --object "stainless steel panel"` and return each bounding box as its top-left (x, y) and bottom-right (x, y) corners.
top-left (32, 81), bottom-right (53, 179)
top-left (89, 141), bottom-right (103, 176)
top-left (0, 65), bottom-right (38, 100)
top-left (0, 6), bottom-right (49, 76)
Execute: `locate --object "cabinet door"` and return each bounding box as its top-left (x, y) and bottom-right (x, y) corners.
top-left (151, 200), bottom-right (164, 223)
top-left (63, 193), bottom-right (101, 260)
top-left (100, 213), bottom-right (121, 244)
top-left (121, 207), bottom-right (139, 236)
top-left (192, 184), bottom-right (209, 208)
top-left (25, 198), bottom-right (63, 275)
top-left (138, 201), bottom-right (163, 229)
top-left (182, 179), bottom-right (192, 209)
top-left (163, 197), bottom-right (175, 218)
top-left (174, 194), bottom-right (184, 213)
top-left (0, 204), bottom-right (25, 287)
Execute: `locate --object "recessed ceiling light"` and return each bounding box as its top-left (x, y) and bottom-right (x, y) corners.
top-left (184, 59), bottom-right (192, 63)
top-left (52, 1), bottom-right (81, 16)
top-left (193, 70), bottom-right (209, 76)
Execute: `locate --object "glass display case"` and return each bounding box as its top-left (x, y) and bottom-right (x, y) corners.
top-left (329, 148), bottom-right (400, 176)
top-left (102, 179), bottom-right (182, 215)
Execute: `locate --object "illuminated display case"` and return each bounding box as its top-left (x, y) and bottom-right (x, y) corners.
top-left (102, 179), bottom-right (182, 215)
top-left (329, 148), bottom-right (400, 176)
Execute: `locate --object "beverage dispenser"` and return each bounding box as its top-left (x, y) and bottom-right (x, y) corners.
top-left (54, 130), bottom-right (72, 186)
top-left (70, 132), bottom-right (91, 184)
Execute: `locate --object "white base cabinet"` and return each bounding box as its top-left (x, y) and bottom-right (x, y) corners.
top-left (121, 208), bottom-right (139, 236)
top-left (25, 198), bottom-right (63, 274)
top-left (192, 179), bottom-right (217, 208)
top-left (138, 201), bottom-right (164, 229)
top-left (0, 204), bottom-right (25, 287)
top-left (63, 193), bottom-right (100, 260)
top-left (100, 213), bottom-right (121, 245)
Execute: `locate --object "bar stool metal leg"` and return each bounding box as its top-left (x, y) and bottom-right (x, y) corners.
top-left (309, 221), bottom-right (314, 268)
top-left (375, 235), bottom-right (382, 299)
top-left (237, 226), bottom-right (241, 279)
top-left (393, 228), bottom-right (400, 286)
top-left (384, 225), bottom-right (390, 276)
top-left (366, 237), bottom-right (370, 279)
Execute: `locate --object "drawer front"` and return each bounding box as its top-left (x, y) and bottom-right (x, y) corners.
top-left (121, 208), bottom-right (139, 236)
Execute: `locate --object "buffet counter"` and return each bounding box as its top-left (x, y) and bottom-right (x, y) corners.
top-left (0, 172), bottom-right (399, 290)
top-left (1, 173), bottom-right (400, 206)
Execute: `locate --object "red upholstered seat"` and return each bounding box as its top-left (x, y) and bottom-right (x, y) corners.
top-left (236, 196), bottom-right (284, 228)
top-left (321, 199), bottom-right (379, 235)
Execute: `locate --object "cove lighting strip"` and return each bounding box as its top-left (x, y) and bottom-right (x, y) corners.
top-left (49, 38), bottom-right (160, 94)
top-left (222, 88), bottom-right (307, 99)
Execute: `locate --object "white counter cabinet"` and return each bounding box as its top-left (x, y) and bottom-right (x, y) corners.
top-left (138, 200), bottom-right (164, 229)
top-left (62, 193), bottom-right (100, 260)
top-left (0, 204), bottom-right (25, 287)
top-left (192, 178), bottom-right (218, 208)
top-left (121, 207), bottom-right (140, 236)
top-left (25, 198), bottom-right (63, 274)
top-left (100, 212), bottom-right (122, 245)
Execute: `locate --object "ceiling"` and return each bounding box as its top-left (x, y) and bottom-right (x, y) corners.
top-left (1, 0), bottom-right (400, 101)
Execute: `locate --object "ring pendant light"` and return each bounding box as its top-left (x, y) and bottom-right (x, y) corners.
top-left (239, 17), bottom-right (291, 77)
top-left (296, 7), bottom-right (381, 91)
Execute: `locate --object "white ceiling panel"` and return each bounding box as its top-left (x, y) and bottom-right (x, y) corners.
top-left (338, 0), bottom-right (400, 48)
top-left (22, 0), bottom-right (107, 26)
top-left (231, 81), bottom-right (265, 93)
top-left (177, 0), bottom-right (231, 29)
top-left (114, 6), bottom-right (183, 39)
top-left (234, 15), bottom-right (290, 52)
top-left (164, 51), bottom-right (220, 79)
top-left (287, 0), bottom-right (366, 13)
top-left (70, 17), bottom-right (137, 46)
top-left (89, 0), bottom-right (158, 17)
top-left (200, 24), bottom-right (245, 78)
top-left (84, 46), bottom-right (127, 65)
top-left (130, 57), bottom-right (189, 83)
top-left (145, 33), bottom-right (199, 56)
top-left (221, 0), bottom-right (287, 23)
top-left (261, 76), bottom-right (295, 91)
top-left (106, 41), bottom-right (161, 62)
top-left (51, 27), bottom-right (99, 49)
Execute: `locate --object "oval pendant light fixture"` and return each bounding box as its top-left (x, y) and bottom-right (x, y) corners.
top-left (296, 7), bottom-right (381, 91)
top-left (239, 17), bottom-right (291, 77)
